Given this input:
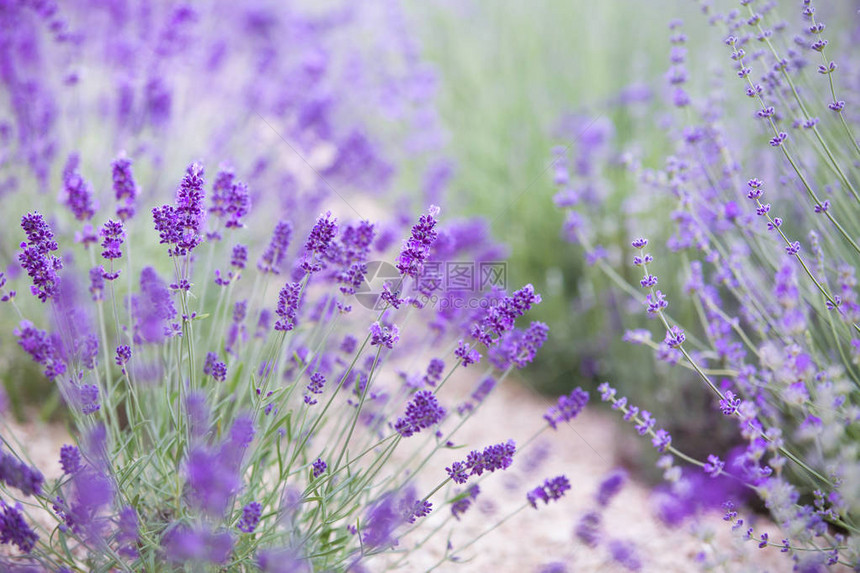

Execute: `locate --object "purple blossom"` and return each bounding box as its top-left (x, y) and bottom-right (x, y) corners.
top-left (18, 212), bottom-right (63, 302)
top-left (99, 220), bottom-right (125, 263)
top-left (258, 221), bottom-right (293, 274)
top-left (231, 244), bottom-right (248, 270)
top-left (89, 267), bottom-right (105, 301)
top-left (0, 451), bottom-right (44, 497)
top-left (719, 390), bottom-right (741, 415)
top-left (209, 167), bottom-right (251, 230)
top-left (275, 282), bottom-right (302, 332)
top-left (59, 445), bottom-right (82, 475)
top-left (608, 539), bottom-right (642, 571)
top-left (152, 162), bottom-right (206, 257)
top-left (634, 411), bottom-right (656, 435)
top-left (652, 429), bottom-right (672, 452)
top-left (133, 267), bottom-right (177, 343)
top-left (394, 390), bottom-right (446, 437)
top-left (304, 372), bottom-right (326, 405)
top-left (406, 499), bottom-right (432, 523)
top-left (116, 506), bottom-right (139, 558)
top-left (62, 154), bottom-right (96, 221)
top-left (370, 322), bottom-right (399, 349)
top-left (237, 502), bottom-right (262, 533)
top-left (15, 320), bottom-right (66, 380)
top-left (115, 345), bottom-right (131, 373)
top-left (574, 511), bottom-right (601, 547)
top-left (596, 470), bottom-right (627, 507)
top-left (362, 491), bottom-right (406, 550)
top-left (451, 485), bottom-right (480, 520)
top-left (162, 525), bottom-right (233, 565)
top-left (396, 205), bottom-right (441, 279)
top-left (203, 352), bottom-right (227, 382)
top-left (703, 455), bottom-right (724, 477)
top-left (112, 155), bottom-right (139, 221)
top-left (312, 458), bottom-right (327, 478)
top-left (544, 387), bottom-right (589, 429)
top-left (0, 500), bottom-right (37, 553)
top-left (455, 339), bottom-right (481, 366)
top-left (301, 211), bottom-right (337, 273)
top-left (527, 475), bottom-right (571, 508)
top-left (645, 290), bottom-right (667, 315)
top-left (422, 358), bottom-right (445, 387)
top-left (78, 384), bottom-right (100, 415)
top-left (664, 325), bottom-right (685, 348)
top-left (471, 284), bottom-right (542, 346)
top-left (446, 439), bottom-right (516, 484)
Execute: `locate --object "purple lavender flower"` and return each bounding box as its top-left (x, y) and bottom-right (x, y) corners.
top-left (454, 339), bottom-right (481, 367)
top-left (394, 390), bottom-right (446, 437)
top-left (703, 455), bottom-right (724, 478)
top-left (258, 221), bottom-right (293, 274)
top-left (78, 384), bottom-right (100, 415)
top-left (451, 484), bottom-right (480, 520)
top-left (470, 284), bottom-right (542, 346)
top-left (18, 212), bottom-right (63, 302)
top-left (471, 377), bottom-right (496, 404)
top-left (312, 458), bottom-right (327, 478)
top-left (187, 448), bottom-right (240, 517)
top-left (304, 372), bottom-right (326, 405)
top-left (116, 506), bottom-right (139, 558)
top-left (608, 539), bottom-right (642, 571)
top-left (89, 266), bottom-right (105, 301)
top-left (370, 322), bottom-right (399, 349)
top-left (59, 445), bottom-right (82, 475)
top-left (406, 499), bottom-right (432, 523)
top-left (596, 470), bottom-right (627, 507)
top-left (231, 244), bottom-right (248, 270)
top-left (112, 155), bottom-right (139, 221)
top-left (203, 352), bottom-right (227, 382)
top-left (544, 387), bottom-right (589, 429)
top-left (396, 205), bottom-right (440, 279)
top-left (162, 525), bottom-right (233, 565)
top-left (62, 153), bottom-right (96, 221)
top-left (152, 162), bottom-right (206, 257)
top-left (237, 502), bottom-right (262, 533)
top-left (209, 167), bottom-right (251, 230)
top-left (446, 439), bottom-right (516, 484)
top-left (422, 358), bottom-right (445, 387)
top-left (133, 267), bottom-right (177, 343)
top-left (574, 511), bottom-right (601, 547)
top-left (15, 320), bottom-right (66, 380)
top-left (652, 429), bottom-right (672, 452)
top-left (719, 390), bottom-right (741, 415)
top-left (362, 491), bottom-right (405, 550)
top-left (0, 500), bottom-right (38, 553)
top-left (275, 282), bottom-right (302, 332)
top-left (301, 211), bottom-right (338, 273)
top-left (99, 220), bottom-right (125, 261)
top-left (527, 475), bottom-right (571, 509)
top-left (115, 345), bottom-right (131, 373)
top-left (0, 451), bottom-right (44, 496)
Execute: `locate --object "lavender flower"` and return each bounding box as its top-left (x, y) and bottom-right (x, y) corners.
top-left (258, 221), bottom-right (293, 274)
top-left (162, 525), bottom-right (233, 565)
top-left (59, 445), bottom-right (82, 475)
top-left (62, 154), bottom-right (96, 221)
top-left (470, 284), bottom-right (542, 346)
top-left (312, 458), bottom-right (327, 478)
top-left (0, 451), bottom-right (44, 496)
top-left (396, 205), bottom-right (440, 279)
top-left (595, 470), bottom-right (626, 507)
top-left (231, 244), bottom-right (248, 270)
top-left (370, 322), bottom-right (399, 349)
top-left (451, 485), bottom-right (480, 520)
top-left (301, 211), bottom-right (337, 273)
top-left (574, 511), bottom-right (601, 547)
top-left (405, 499), bottom-right (432, 523)
top-left (89, 266), bottom-right (105, 301)
top-left (275, 282), bottom-right (302, 332)
top-left (115, 345), bottom-right (131, 373)
top-left (209, 167), bottom-right (251, 230)
top-left (133, 267), bottom-right (177, 343)
top-left (544, 387), bottom-right (589, 429)
top-left (454, 340), bottom-right (481, 367)
top-left (608, 539), bottom-right (642, 571)
top-left (304, 372), bottom-right (326, 405)
top-left (18, 212), bottom-right (62, 302)
top-left (446, 439), bottom-right (516, 484)
top-left (15, 320), bottom-right (66, 380)
top-left (526, 475), bottom-right (571, 508)
top-left (112, 155), bottom-right (139, 221)
top-left (203, 352), bottom-right (227, 382)
top-left (0, 500), bottom-right (38, 553)
top-left (237, 502), bottom-right (262, 533)
top-left (116, 506), bottom-right (139, 558)
top-left (153, 162), bottom-right (206, 257)
top-left (394, 390), bottom-right (446, 437)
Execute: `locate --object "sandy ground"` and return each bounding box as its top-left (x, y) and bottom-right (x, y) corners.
top-left (2, 380), bottom-right (796, 573)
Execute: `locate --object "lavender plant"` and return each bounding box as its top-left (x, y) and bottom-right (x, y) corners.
top-left (0, 150), bottom-right (594, 570)
top-left (555, 1), bottom-right (860, 569)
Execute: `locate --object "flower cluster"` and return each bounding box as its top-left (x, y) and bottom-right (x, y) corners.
top-left (446, 439), bottom-right (516, 485)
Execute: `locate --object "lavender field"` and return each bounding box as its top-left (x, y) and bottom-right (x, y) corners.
top-left (0, 1), bottom-right (858, 572)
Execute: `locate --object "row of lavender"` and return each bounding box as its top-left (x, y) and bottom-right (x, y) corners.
top-left (554, 1), bottom-right (860, 570)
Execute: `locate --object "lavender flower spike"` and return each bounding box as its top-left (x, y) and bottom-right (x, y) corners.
top-left (18, 212), bottom-right (63, 302)
top-left (396, 205), bottom-right (441, 279)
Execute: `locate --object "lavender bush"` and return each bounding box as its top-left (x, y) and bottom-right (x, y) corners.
top-left (555, 1), bottom-right (860, 569)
